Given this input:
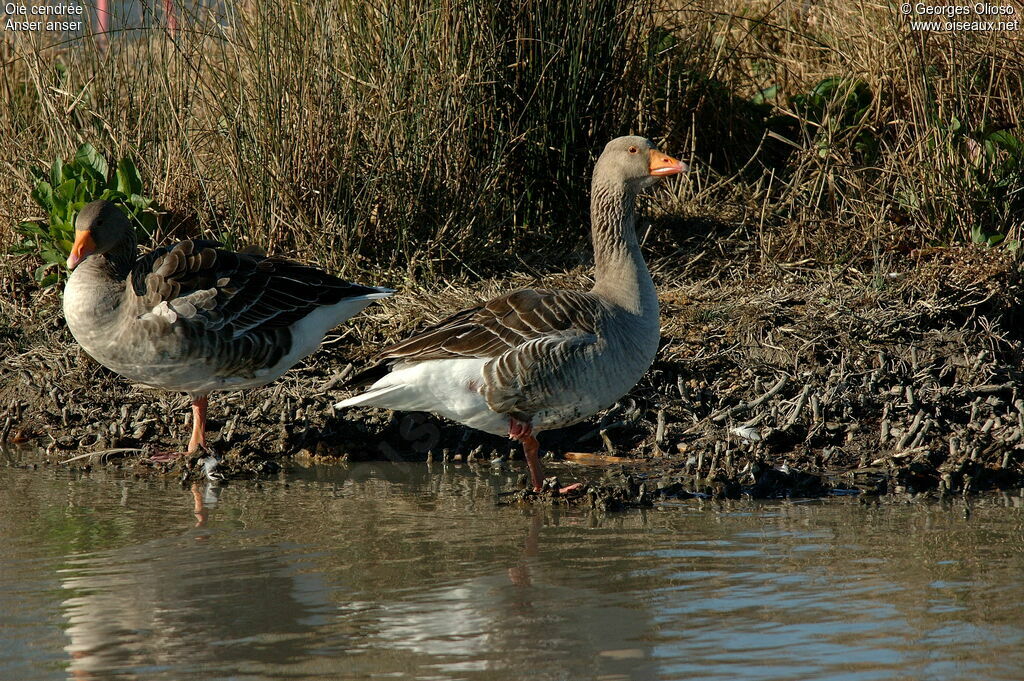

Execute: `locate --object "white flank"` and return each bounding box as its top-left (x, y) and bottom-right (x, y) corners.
top-left (266, 291), bottom-right (392, 379)
top-left (335, 357), bottom-right (509, 436)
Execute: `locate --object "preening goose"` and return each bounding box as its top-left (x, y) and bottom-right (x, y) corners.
top-left (63, 200), bottom-right (392, 460)
top-left (336, 136), bottom-right (686, 491)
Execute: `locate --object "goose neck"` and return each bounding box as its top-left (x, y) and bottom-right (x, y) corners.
top-left (589, 178), bottom-right (655, 314)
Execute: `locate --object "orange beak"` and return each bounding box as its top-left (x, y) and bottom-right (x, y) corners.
top-left (649, 149), bottom-right (688, 177)
top-left (67, 230), bottom-right (96, 270)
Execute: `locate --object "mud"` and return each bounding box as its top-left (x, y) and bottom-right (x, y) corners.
top-left (3, 244), bottom-right (1024, 508)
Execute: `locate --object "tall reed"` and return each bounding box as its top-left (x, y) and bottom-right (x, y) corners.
top-left (2, 0), bottom-right (1022, 283)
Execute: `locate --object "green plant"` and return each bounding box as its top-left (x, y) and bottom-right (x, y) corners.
top-left (790, 77), bottom-right (876, 161)
top-left (16, 143), bottom-right (158, 287)
top-left (2, 0), bottom-right (1022, 276)
top-left (919, 116), bottom-right (1024, 245)
top-left (972, 223), bottom-right (1005, 247)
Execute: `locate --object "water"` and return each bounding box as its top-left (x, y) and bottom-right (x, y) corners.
top-left (1, 456), bottom-right (1023, 681)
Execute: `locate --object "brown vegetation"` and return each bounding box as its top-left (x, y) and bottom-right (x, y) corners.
top-left (3, 0), bottom-right (1024, 500)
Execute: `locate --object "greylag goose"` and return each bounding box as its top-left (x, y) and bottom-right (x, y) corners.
top-left (335, 136), bottom-right (686, 491)
top-left (63, 200), bottom-right (392, 460)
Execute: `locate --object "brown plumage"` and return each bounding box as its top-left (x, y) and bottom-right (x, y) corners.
top-left (356, 289), bottom-right (599, 364)
top-left (63, 200), bottom-right (392, 460)
top-left (338, 136), bottom-right (688, 492)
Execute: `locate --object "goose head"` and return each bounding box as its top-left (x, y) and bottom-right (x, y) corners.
top-left (594, 136), bottom-right (687, 192)
top-left (67, 200), bottom-right (135, 270)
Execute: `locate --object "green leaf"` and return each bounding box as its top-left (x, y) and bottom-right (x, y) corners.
top-left (74, 143), bottom-right (108, 183)
top-left (51, 211), bottom-right (72, 230)
top-left (40, 249), bottom-right (64, 265)
top-left (117, 158), bottom-right (143, 195)
top-left (31, 182), bottom-right (55, 212)
top-left (13, 240), bottom-right (36, 255)
top-left (139, 212), bottom-right (157, 233)
top-left (50, 158), bottom-right (64, 188)
top-left (52, 192), bottom-right (69, 218)
top-left (18, 221), bottom-right (46, 237)
top-left (970, 225), bottom-right (1004, 247)
top-left (987, 130), bottom-right (1022, 156)
top-left (34, 262), bottom-right (58, 281)
top-left (56, 178), bottom-right (77, 202)
top-left (128, 193), bottom-right (152, 212)
top-left (812, 77), bottom-right (844, 99)
top-left (751, 85), bottom-right (779, 106)
top-left (25, 146), bottom-right (159, 274)
top-left (38, 272), bottom-right (60, 288)
top-left (100, 189), bottom-right (127, 202)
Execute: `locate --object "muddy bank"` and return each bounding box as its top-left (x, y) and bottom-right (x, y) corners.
top-left (3, 245), bottom-right (1024, 506)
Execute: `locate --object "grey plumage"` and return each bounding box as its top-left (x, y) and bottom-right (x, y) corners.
top-left (63, 200), bottom-right (391, 456)
top-left (338, 136), bottom-right (687, 491)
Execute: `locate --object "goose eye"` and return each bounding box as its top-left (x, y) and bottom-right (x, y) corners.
top-left (628, 146), bottom-right (638, 154)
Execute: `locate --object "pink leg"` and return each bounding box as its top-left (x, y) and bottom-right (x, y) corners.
top-left (192, 482), bottom-right (208, 528)
top-left (96, 0), bottom-right (110, 46)
top-left (508, 418), bottom-right (582, 494)
top-left (186, 394), bottom-right (208, 452)
top-left (508, 418), bottom-right (530, 440)
top-left (164, 0), bottom-right (177, 36)
top-left (150, 394), bottom-right (208, 463)
top-left (520, 433), bottom-right (545, 492)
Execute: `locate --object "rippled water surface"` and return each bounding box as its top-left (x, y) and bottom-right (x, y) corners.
top-left (1, 457), bottom-right (1023, 681)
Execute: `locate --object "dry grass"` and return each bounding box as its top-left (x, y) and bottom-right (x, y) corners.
top-left (1, 0), bottom-right (1023, 287)
top-left (673, 0), bottom-right (1024, 264)
top-left (6, 1), bottom-right (1024, 498)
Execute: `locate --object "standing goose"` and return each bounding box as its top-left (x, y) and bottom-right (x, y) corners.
top-left (63, 200), bottom-right (392, 460)
top-left (336, 136), bottom-right (686, 491)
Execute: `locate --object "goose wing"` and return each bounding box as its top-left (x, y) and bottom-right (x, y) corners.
top-left (132, 240), bottom-right (386, 336)
top-left (377, 288), bottom-right (600, 360)
top-left (354, 288), bottom-right (603, 417)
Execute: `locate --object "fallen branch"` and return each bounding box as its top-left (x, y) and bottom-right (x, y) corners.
top-left (61, 448), bottom-right (143, 464)
top-left (710, 376), bottom-right (789, 423)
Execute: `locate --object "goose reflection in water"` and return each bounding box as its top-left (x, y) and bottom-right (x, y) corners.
top-left (59, 482), bottom-right (337, 681)
top-left (352, 518), bottom-right (657, 680)
top-left (321, 466), bottom-right (659, 681)
top-left (57, 467), bottom-right (662, 681)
